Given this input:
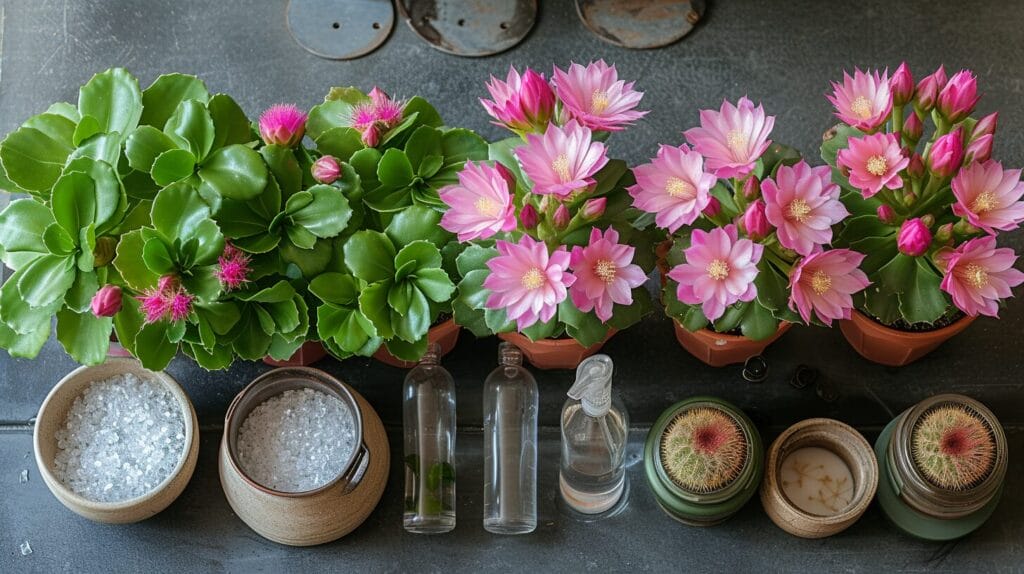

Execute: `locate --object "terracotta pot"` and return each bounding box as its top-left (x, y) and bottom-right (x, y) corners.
top-left (655, 238), bottom-right (673, 289)
top-left (372, 319), bottom-right (461, 369)
top-left (263, 341), bottom-right (328, 367)
top-left (673, 320), bottom-right (792, 367)
top-left (838, 310), bottom-right (976, 367)
top-left (497, 329), bottom-right (615, 370)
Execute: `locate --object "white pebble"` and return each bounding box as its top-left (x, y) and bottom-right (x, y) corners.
top-left (236, 388), bottom-right (356, 493)
top-left (19, 469), bottom-right (28, 483)
top-left (53, 373), bottom-right (186, 503)
top-left (20, 541), bottom-right (32, 556)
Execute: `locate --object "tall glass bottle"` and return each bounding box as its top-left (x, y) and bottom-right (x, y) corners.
top-left (483, 342), bottom-right (538, 534)
top-left (559, 354), bottom-right (629, 514)
top-left (403, 344), bottom-right (456, 533)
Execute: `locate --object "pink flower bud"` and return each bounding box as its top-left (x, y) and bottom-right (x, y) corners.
top-left (553, 204), bottom-right (570, 230)
top-left (361, 124), bottom-right (381, 147)
top-left (494, 162), bottom-right (518, 191)
top-left (964, 134), bottom-right (993, 165)
top-left (935, 222), bottom-right (954, 244)
top-left (913, 65), bottom-right (947, 112)
top-left (928, 127), bottom-right (965, 178)
top-left (971, 112), bottom-right (998, 140)
top-left (90, 285), bottom-right (122, 317)
top-left (937, 70), bottom-right (980, 123)
top-left (743, 176), bottom-right (760, 200)
top-left (891, 62), bottom-right (914, 106)
top-left (897, 218), bottom-right (932, 256)
top-left (876, 204), bottom-right (896, 224)
top-left (702, 196), bottom-right (722, 218)
top-left (258, 104), bottom-right (307, 148)
top-left (312, 155), bottom-right (341, 184)
top-left (519, 68), bottom-right (556, 128)
top-left (581, 197), bottom-right (607, 220)
top-left (520, 203), bottom-right (539, 229)
top-left (907, 153), bottom-right (925, 179)
top-left (741, 200), bottom-right (770, 240)
top-left (902, 111), bottom-right (923, 142)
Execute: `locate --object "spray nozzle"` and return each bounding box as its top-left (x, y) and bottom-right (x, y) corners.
top-left (567, 354), bottom-right (614, 417)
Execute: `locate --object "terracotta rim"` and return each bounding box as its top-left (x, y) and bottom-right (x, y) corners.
top-left (372, 318), bottom-right (461, 368)
top-left (497, 329), bottom-right (616, 369)
top-left (845, 309), bottom-right (975, 340)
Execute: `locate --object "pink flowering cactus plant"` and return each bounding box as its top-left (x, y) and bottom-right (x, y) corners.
top-left (822, 65), bottom-right (1024, 326)
top-left (644, 97), bottom-right (871, 339)
top-left (448, 61), bottom-right (657, 347)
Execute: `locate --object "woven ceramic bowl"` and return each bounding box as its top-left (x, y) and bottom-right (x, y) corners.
top-left (33, 357), bottom-right (199, 524)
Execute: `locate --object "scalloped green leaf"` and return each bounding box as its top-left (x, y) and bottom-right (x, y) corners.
top-left (140, 73), bottom-right (210, 129)
top-left (197, 144), bottom-right (268, 201)
top-left (126, 125), bottom-right (178, 172)
top-left (344, 230), bottom-right (396, 283)
top-left (164, 99), bottom-right (215, 162)
top-left (0, 113), bottom-right (76, 192)
top-left (151, 148), bottom-right (197, 186)
top-left (78, 68), bottom-right (142, 141)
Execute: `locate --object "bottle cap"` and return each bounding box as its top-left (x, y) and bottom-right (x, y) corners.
top-left (567, 354), bottom-right (614, 417)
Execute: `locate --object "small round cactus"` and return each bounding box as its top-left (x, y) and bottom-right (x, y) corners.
top-left (659, 407), bottom-right (747, 493)
top-left (912, 404), bottom-right (995, 491)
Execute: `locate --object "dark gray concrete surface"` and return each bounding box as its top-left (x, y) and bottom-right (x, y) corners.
top-left (1, 0), bottom-right (1023, 572)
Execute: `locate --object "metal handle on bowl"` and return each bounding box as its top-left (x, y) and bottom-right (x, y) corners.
top-left (340, 442), bottom-right (370, 495)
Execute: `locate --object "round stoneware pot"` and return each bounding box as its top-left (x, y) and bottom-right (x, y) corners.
top-left (497, 329), bottom-right (615, 370)
top-left (34, 357), bottom-right (199, 524)
top-left (372, 318), bottom-right (462, 368)
top-left (838, 310), bottom-right (976, 367)
top-left (262, 340), bottom-right (328, 367)
top-left (673, 320), bottom-right (792, 367)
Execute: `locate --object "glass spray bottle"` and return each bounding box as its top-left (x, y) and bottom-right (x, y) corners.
top-left (403, 343), bottom-right (456, 533)
top-left (559, 354), bottom-right (629, 514)
top-left (483, 342), bottom-right (538, 534)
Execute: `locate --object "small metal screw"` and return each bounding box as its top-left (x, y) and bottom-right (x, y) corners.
top-left (742, 355), bottom-right (769, 383)
top-left (790, 365), bottom-right (819, 390)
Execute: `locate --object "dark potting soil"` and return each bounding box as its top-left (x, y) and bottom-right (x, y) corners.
top-left (867, 309), bottom-right (966, 332)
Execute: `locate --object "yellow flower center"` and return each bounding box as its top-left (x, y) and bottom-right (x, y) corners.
top-left (706, 259), bottom-right (730, 281)
top-left (552, 153), bottom-right (572, 182)
top-left (963, 263), bottom-right (989, 288)
top-left (788, 198), bottom-right (812, 223)
top-left (521, 267), bottom-right (545, 290)
top-left (810, 269), bottom-right (832, 295)
top-left (591, 90), bottom-right (611, 114)
top-left (866, 155), bottom-right (888, 176)
top-left (850, 96), bottom-right (874, 120)
top-left (971, 191), bottom-right (998, 213)
top-left (475, 197), bottom-right (501, 217)
top-left (666, 177), bottom-right (695, 199)
top-left (726, 130), bottom-right (748, 155)
top-left (594, 259), bottom-right (617, 284)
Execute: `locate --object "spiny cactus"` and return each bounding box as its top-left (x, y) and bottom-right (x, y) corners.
top-left (912, 404), bottom-right (995, 491)
top-left (660, 407), bottom-right (747, 493)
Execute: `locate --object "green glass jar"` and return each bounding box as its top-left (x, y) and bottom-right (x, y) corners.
top-left (644, 396), bottom-right (763, 526)
top-left (875, 393), bottom-right (1007, 541)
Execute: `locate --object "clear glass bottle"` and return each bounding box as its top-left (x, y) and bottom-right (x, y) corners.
top-left (559, 354), bottom-right (629, 514)
top-left (403, 344), bottom-right (456, 534)
top-left (482, 342), bottom-right (538, 534)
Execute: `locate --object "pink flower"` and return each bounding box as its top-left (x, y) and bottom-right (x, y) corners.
top-left (667, 225), bottom-right (763, 322)
top-left (483, 235), bottom-right (575, 330)
top-left (789, 249), bottom-right (870, 326)
top-left (742, 200), bottom-right (770, 240)
top-left (952, 160), bottom-right (1024, 234)
top-left (515, 120), bottom-right (608, 198)
top-left (259, 104), bottom-right (306, 147)
top-left (928, 127), bottom-right (965, 178)
top-left (138, 275), bottom-right (194, 323)
top-left (351, 87), bottom-right (404, 147)
top-left (684, 97), bottom-right (774, 179)
top-left (168, 291), bottom-right (194, 322)
top-left (914, 66), bottom-right (947, 111)
top-left (481, 66), bottom-right (555, 134)
top-left (312, 155), bottom-right (341, 184)
top-left (138, 288), bottom-right (173, 323)
top-left (837, 132), bottom-right (909, 198)
top-left (90, 285), bottom-right (122, 317)
top-left (762, 161), bottom-right (849, 255)
top-left (827, 68), bottom-right (893, 132)
top-left (890, 62), bottom-right (914, 106)
top-left (937, 70), bottom-right (980, 123)
top-left (877, 204), bottom-right (896, 224)
top-left (439, 161), bottom-right (517, 242)
top-left (936, 236), bottom-right (1024, 317)
top-left (216, 243), bottom-right (252, 291)
top-left (552, 60), bottom-right (647, 132)
top-left (568, 227), bottom-right (647, 322)
top-left (628, 144), bottom-right (716, 233)
top-left (897, 218), bottom-right (933, 256)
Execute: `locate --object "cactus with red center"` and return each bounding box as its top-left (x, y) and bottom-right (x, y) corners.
top-left (912, 405), bottom-right (995, 490)
top-left (659, 407), bottom-right (747, 493)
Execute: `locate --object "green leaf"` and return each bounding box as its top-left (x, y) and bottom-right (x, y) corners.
top-left (151, 148), bottom-right (197, 186)
top-left (288, 185), bottom-right (352, 238)
top-left (315, 127), bottom-right (365, 162)
top-left (265, 299), bottom-right (301, 334)
top-left (135, 321), bottom-right (179, 370)
top-left (187, 342), bottom-right (235, 370)
top-left (16, 254), bottom-right (76, 307)
top-left (308, 98), bottom-right (357, 139)
top-left (395, 240), bottom-right (442, 272)
top-left (0, 314), bottom-right (50, 359)
top-left (404, 126), bottom-right (443, 171)
top-left (126, 125), bottom-right (178, 172)
top-left (140, 73), bottom-right (210, 129)
top-left (56, 309), bottom-right (112, 365)
top-left (403, 96), bottom-right (443, 128)
top-left (113, 230), bottom-right (160, 291)
top-left (385, 205), bottom-right (453, 249)
top-left (285, 224), bottom-right (318, 249)
top-left (197, 144), bottom-right (268, 200)
top-left (260, 144), bottom-right (303, 198)
top-left (850, 235), bottom-right (899, 276)
top-left (207, 94), bottom-right (253, 149)
top-left (378, 148), bottom-right (415, 187)
top-left (0, 113), bottom-right (76, 192)
top-left (0, 200), bottom-right (53, 267)
top-left (740, 302), bottom-right (779, 341)
top-left (521, 314), bottom-right (560, 342)
top-left (344, 230), bottom-right (397, 283)
top-left (231, 314), bottom-right (273, 360)
top-left (72, 115), bottom-right (102, 147)
top-left (441, 128), bottom-right (488, 164)
top-left (451, 269), bottom-right (491, 336)
top-left (606, 287), bottom-right (653, 331)
top-left (393, 287), bottom-right (430, 342)
top-left (78, 68), bottom-right (142, 140)
top-left (164, 99), bottom-right (215, 162)
top-left (51, 172), bottom-right (98, 238)
top-left (195, 301), bottom-right (241, 335)
top-left (152, 181), bottom-right (212, 241)
top-left (349, 147), bottom-right (382, 190)
top-left (62, 157), bottom-right (123, 233)
top-left (237, 280), bottom-right (295, 303)
top-left (899, 258), bottom-right (948, 324)
top-left (838, 214), bottom-right (897, 244)
top-left (455, 244), bottom-right (497, 277)
top-left (279, 238), bottom-right (333, 278)
top-left (358, 282), bottom-right (395, 339)
top-left (488, 136), bottom-right (526, 188)
top-left (412, 268), bottom-right (455, 303)
top-left (384, 337), bottom-right (429, 362)
top-left (142, 237), bottom-right (176, 274)
top-left (558, 299), bottom-right (608, 347)
top-left (754, 260), bottom-right (790, 312)
top-left (45, 102), bottom-right (81, 124)
top-left (820, 125), bottom-right (864, 168)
